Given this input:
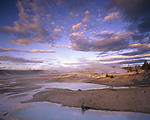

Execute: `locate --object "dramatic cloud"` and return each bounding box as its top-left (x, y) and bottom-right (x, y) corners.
top-left (109, 0), bottom-right (150, 33)
top-left (0, 56), bottom-right (43, 63)
top-left (69, 31), bottom-right (90, 51)
top-left (70, 31), bottom-right (133, 52)
top-left (72, 22), bottom-right (88, 31)
top-left (103, 11), bottom-right (119, 21)
top-left (0, 47), bottom-right (55, 53)
top-left (95, 30), bottom-right (114, 38)
top-left (1, 0), bottom-right (64, 46)
top-left (91, 54), bottom-right (150, 61)
top-left (29, 49), bottom-right (55, 53)
top-left (1, 0), bottom-right (150, 68)
top-left (87, 41), bottom-right (150, 65)
top-left (108, 0), bottom-right (150, 60)
top-left (10, 38), bottom-right (43, 46)
top-left (117, 59), bottom-right (150, 65)
top-left (123, 43), bottom-right (150, 56)
top-left (0, 47), bottom-right (21, 52)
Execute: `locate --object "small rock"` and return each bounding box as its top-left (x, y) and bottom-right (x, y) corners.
top-left (78, 89), bottom-right (82, 91)
top-left (81, 104), bottom-right (90, 111)
top-left (143, 91), bottom-right (146, 93)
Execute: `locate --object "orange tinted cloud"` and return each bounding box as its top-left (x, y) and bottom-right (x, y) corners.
top-left (91, 54), bottom-right (150, 61)
top-left (0, 47), bottom-right (55, 53)
top-left (11, 38), bottom-right (42, 46)
top-left (129, 43), bottom-right (150, 48)
top-left (104, 12), bottom-right (119, 21)
top-left (85, 10), bottom-right (90, 15)
top-left (29, 49), bottom-right (55, 53)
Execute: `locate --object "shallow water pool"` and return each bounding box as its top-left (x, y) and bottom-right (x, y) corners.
top-left (1, 81), bottom-right (149, 120)
top-left (37, 82), bottom-right (132, 91)
top-left (11, 102), bottom-right (150, 120)
top-left (37, 82), bottom-right (109, 90)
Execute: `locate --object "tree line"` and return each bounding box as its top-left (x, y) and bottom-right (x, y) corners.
top-left (124, 60), bottom-right (150, 72)
top-left (141, 60), bottom-right (150, 72)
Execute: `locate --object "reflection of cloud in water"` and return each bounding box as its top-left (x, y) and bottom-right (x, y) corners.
top-left (37, 82), bottom-right (132, 91)
top-left (10, 102), bottom-right (150, 120)
top-left (37, 82), bottom-right (109, 91)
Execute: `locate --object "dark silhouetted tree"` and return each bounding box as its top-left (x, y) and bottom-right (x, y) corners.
top-left (142, 60), bottom-right (150, 72)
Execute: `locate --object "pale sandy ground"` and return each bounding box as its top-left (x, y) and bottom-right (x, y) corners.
top-left (26, 87), bottom-right (150, 114)
top-left (22, 71), bottom-right (150, 114)
top-left (1, 70), bottom-right (149, 88)
top-left (0, 71), bottom-right (150, 115)
top-left (38, 71), bottom-right (150, 87)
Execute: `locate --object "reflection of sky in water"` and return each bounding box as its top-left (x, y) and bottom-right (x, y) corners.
top-left (37, 82), bottom-right (110, 90)
top-left (37, 82), bottom-right (132, 91)
top-left (0, 81), bottom-right (149, 120)
top-left (11, 102), bottom-right (150, 120)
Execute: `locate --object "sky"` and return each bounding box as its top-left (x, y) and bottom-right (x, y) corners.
top-left (0, 0), bottom-right (150, 70)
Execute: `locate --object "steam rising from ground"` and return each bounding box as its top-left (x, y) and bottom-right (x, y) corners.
top-left (49, 62), bottom-right (126, 74)
top-left (0, 62), bottom-right (126, 75)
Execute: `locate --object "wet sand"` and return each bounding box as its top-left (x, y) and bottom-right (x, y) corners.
top-left (26, 87), bottom-right (150, 114)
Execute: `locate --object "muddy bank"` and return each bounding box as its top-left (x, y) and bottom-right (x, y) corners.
top-left (26, 87), bottom-right (150, 114)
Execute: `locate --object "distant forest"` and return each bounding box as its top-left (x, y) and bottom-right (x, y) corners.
top-left (124, 60), bottom-right (150, 72)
